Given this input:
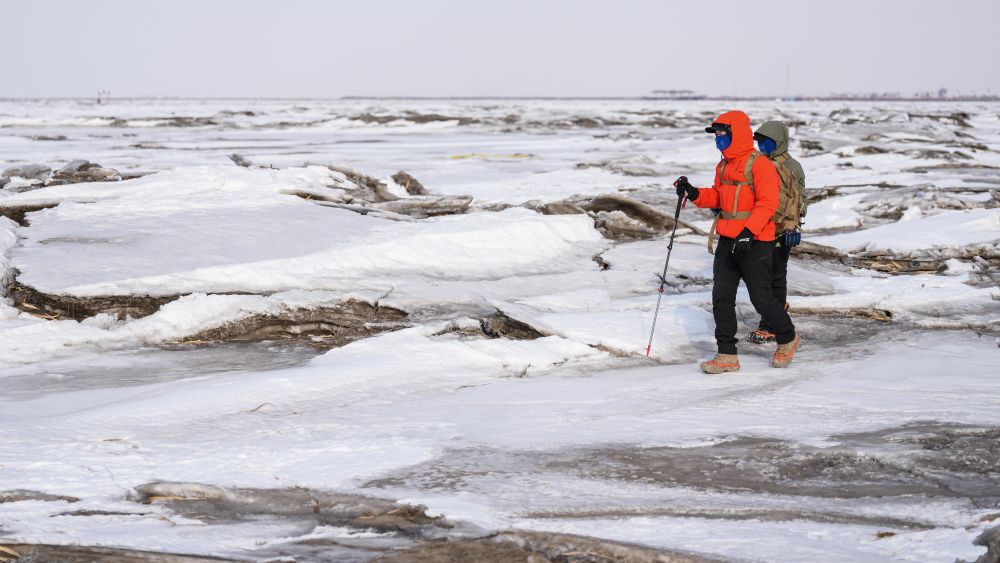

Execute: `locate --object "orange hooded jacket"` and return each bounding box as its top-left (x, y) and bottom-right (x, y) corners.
top-left (692, 110), bottom-right (779, 242)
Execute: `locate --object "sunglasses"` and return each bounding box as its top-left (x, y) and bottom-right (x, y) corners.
top-left (705, 123), bottom-right (732, 136)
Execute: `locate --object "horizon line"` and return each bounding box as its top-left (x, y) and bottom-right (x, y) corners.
top-left (2, 94), bottom-right (999, 102)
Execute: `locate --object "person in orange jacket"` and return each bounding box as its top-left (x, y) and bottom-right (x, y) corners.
top-left (674, 110), bottom-right (801, 373)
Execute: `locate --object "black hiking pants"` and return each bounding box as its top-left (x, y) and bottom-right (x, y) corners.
top-left (759, 239), bottom-right (792, 333)
top-left (713, 236), bottom-right (796, 354)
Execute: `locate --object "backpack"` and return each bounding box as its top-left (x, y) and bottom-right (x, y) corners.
top-left (707, 150), bottom-right (761, 254)
top-left (770, 153), bottom-right (804, 234)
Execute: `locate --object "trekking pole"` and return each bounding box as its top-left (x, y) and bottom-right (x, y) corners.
top-left (645, 193), bottom-right (687, 357)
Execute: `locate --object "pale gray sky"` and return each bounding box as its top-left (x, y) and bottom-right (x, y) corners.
top-left (3, 0), bottom-right (998, 98)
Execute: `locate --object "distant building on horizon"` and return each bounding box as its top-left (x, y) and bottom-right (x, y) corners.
top-left (645, 90), bottom-right (707, 100)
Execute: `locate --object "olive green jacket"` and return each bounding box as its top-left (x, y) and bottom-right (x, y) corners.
top-left (755, 120), bottom-right (807, 217)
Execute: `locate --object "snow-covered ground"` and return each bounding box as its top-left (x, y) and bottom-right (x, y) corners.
top-left (0, 99), bottom-right (998, 562)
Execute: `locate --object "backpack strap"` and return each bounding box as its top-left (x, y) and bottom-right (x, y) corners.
top-left (720, 199), bottom-right (752, 220)
top-left (743, 150), bottom-right (761, 192)
top-left (707, 213), bottom-right (719, 254)
top-left (719, 151), bottom-right (761, 188)
top-left (718, 151), bottom-right (760, 220)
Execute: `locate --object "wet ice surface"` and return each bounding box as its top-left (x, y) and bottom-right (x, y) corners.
top-left (0, 99), bottom-right (998, 562)
top-left (0, 343), bottom-right (321, 400)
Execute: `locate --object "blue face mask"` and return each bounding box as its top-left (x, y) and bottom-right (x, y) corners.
top-left (758, 138), bottom-right (777, 155)
top-left (715, 135), bottom-right (732, 151)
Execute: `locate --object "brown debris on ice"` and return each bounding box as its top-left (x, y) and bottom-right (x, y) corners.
top-left (576, 155), bottom-right (661, 177)
top-left (968, 524), bottom-right (1000, 563)
top-left (480, 311), bottom-right (545, 340)
top-left (227, 153), bottom-right (252, 167)
top-left (378, 195), bottom-right (473, 218)
top-left (0, 544), bottom-right (232, 562)
top-left (1, 160), bottom-right (122, 191)
top-left (0, 203), bottom-right (59, 227)
top-left (47, 160), bottom-right (121, 186)
top-left (9, 282), bottom-right (177, 321)
top-left (579, 194), bottom-right (704, 240)
top-left (379, 530), bottom-right (718, 563)
top-left (183, 299), bottom-right (408, 348)
top-left (392, 170), bottom-right (429, 195)
top-left (133, 481), bottom-right (450, 534)
top-left (0, 490), bottom-right (79, 504)
top-left (790, 306), bottom-right (893, 322)
top-left (290, 164), bottom-right (473, 219)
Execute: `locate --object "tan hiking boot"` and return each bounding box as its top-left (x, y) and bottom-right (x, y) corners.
top-left (771, 335), bottom-right (802, 368)
top-left (701, 353), bottom-right (740, 374)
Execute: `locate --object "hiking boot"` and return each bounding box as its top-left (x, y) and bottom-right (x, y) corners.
top-left (701, 354), bottom-right (740, 374)
top-left (747, 328), bottom-right (776, 344)
top-left (771, 335), bottom-right (802, 368)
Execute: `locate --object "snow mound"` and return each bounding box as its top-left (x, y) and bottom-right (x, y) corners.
top-left (8, 166), bottom-right (607, 296)
top-left (812, 208), bottom-right (1000, 253)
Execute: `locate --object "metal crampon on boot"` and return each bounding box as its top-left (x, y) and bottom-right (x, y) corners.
top-left (747, 328), bottom-right (776, 344)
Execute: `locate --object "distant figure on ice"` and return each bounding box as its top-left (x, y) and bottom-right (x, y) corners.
top-left (747, 121), bottom-right (808, 345)
top-left (673, 110), bottom-right (801, 374)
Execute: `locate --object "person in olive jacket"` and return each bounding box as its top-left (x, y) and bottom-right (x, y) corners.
top-left (747, 120), bottom-right (808, 345)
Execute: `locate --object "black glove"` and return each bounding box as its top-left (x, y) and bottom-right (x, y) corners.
top-left (784, 228), bottom-right (801, 247)
top-left (673, 176), bottom-right (698, 202)
top-left (731, 227), bottom-right (754, 259)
